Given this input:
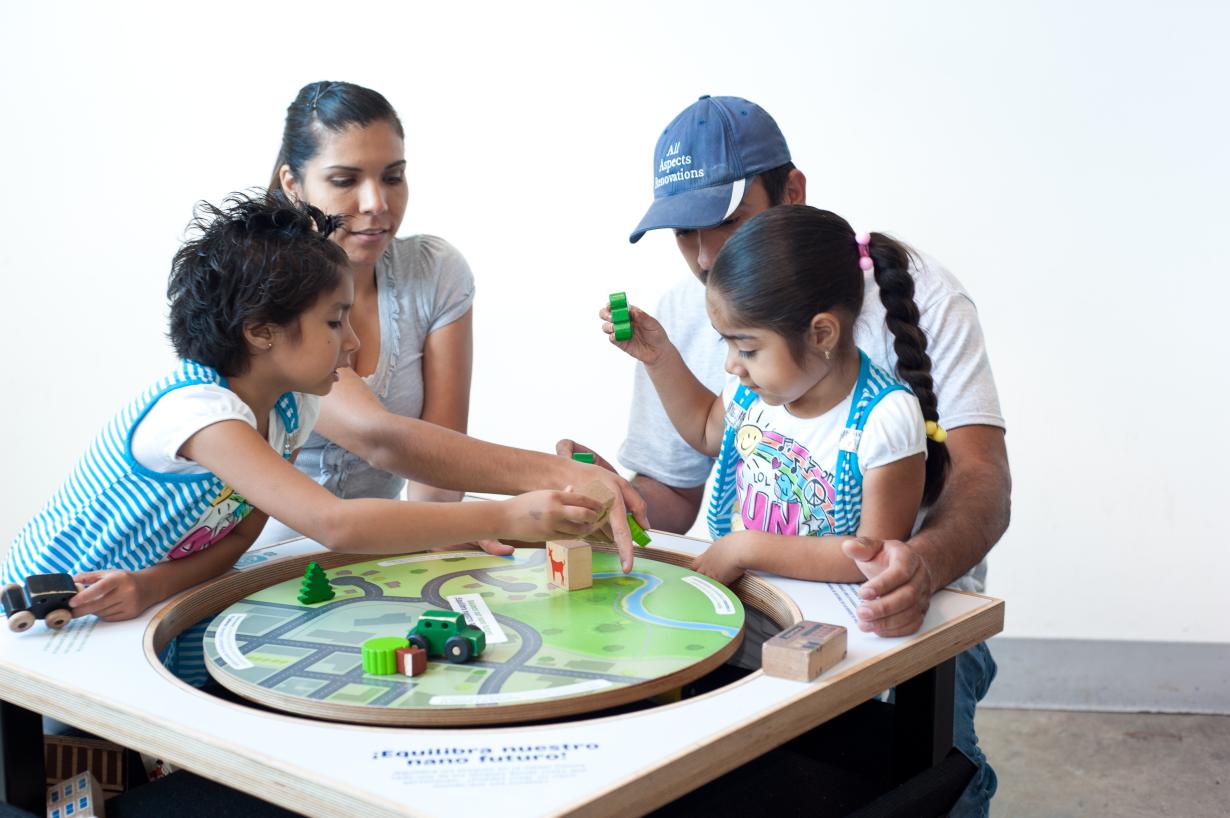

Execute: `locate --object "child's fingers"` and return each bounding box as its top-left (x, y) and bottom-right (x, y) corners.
top-left (476, 539), bottom-right (515, 556)
top-left (69, 575), bottom-right (117, 610)
top-left (558, 491), bottom-right (604, 514)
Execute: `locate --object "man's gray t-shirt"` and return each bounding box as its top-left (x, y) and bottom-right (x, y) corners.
top-left (618, 252), bottom-right (1004, 592)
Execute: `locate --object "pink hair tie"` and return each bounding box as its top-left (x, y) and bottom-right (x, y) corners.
top-left (856, 232), bottom-right (874, 273)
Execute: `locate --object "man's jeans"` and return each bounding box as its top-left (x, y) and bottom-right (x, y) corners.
top-left (950, 641), bottom-right (999, 817)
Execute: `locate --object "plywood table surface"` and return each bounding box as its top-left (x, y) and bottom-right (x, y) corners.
top-left (0, 532), bottom-right (1003, 818)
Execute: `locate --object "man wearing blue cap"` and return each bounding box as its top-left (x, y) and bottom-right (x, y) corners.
top-left (562, 95), bottom-right (1008, 816)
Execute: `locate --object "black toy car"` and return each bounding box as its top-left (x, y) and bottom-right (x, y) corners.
top-left (2, 573), bottom-right (77, 632)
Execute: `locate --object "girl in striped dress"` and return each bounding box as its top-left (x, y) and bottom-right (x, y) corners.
top-left (3, 193), bottom-right (609, 679)
top-left (602, 206), bottom-right (950, 586)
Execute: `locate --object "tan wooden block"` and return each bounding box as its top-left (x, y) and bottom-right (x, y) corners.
top-left (546, 540), bottom-right (592, 591)
top-left (576, 479), bottom-right (616, 527)
top-left (761, 621), bottom-right (847, 681)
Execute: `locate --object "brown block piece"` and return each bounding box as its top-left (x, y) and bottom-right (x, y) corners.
top-left (396, 645), bottom-right (427, 676)
top-left (576, 479), bottom-right (616, 527)
top-left (761, 621), bottom-right (847, 681)
top-left (546, 540), bottom-right (592, 590)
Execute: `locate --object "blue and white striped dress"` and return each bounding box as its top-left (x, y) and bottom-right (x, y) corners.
top-left (4, 360), bottom-right (307, 684)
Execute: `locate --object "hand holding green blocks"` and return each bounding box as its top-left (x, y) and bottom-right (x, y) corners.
top-left (609, 291), bottom-right (633, 342)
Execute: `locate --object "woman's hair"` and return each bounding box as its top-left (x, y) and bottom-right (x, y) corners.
top-left (709, 205), bottom-right (949, 504)
top-left (167, 191), bottom-right (349, 376)
top-left (269, 81), bottom-right (404, 190)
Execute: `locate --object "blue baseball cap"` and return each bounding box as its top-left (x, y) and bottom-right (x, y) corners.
top-left (629, 95), bottom-right (791, 243)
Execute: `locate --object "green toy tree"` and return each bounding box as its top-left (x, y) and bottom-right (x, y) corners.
top-left (297, 561), bottom-right (335, 605)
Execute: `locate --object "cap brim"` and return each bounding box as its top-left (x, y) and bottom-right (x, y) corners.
top-left (628, 180), bottom-right (740, 244)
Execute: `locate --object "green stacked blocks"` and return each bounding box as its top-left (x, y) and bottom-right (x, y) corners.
top-left (362, 636), bottom-right (410, 675)
top-left (609, 291), bottom-right (633, 341)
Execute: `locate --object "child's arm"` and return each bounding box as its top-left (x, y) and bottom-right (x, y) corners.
top-left (602, 305), bottom-right (726, 457)
top-left (691, 454), bottom-right (926, 584)
top-left (68, 509), bottom-right (268, 621)
top-left (180, 421), bottom-right (614, 560)
top-left (314, 368), bottom-right (648, 538)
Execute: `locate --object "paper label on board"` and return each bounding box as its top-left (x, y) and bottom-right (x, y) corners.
top-left (682, 576), bottom-right (736, 615)
top-left (214, 613), bottom-right (254, 669)
top-left (448, 594), bottom-right (508, 644)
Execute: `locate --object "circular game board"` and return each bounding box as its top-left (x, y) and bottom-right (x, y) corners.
top-left (202, 547), bottom-right (745, 725)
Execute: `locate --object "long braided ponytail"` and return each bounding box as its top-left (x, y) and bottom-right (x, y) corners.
top-left (867, 234), bottom-right (949, 505)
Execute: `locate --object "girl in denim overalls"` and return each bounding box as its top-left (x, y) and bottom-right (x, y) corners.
top-left (602, 205), bottom-right (949, 586)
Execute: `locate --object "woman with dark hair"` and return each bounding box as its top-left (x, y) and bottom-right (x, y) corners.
top-left (267, 80), bottom-right (470, 508)
top-left (258, 81), bottom-right (645, 565)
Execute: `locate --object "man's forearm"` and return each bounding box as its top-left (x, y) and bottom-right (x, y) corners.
top-left (631, 474), bottom-right (704, 534)
top-left (910, 449), bottom-right (1011, 591)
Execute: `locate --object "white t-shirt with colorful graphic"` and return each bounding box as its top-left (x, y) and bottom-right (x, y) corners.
top-left (131, 384), bottom-right (319, 560)
top-left (720, 379), bottom-right (925, 538)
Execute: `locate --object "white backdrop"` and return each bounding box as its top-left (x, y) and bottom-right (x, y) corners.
top-left (2, 1), bottom-right (1226, 644)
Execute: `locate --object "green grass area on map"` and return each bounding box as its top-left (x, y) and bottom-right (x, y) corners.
top-left (204, 548), bottom-right (743, 710)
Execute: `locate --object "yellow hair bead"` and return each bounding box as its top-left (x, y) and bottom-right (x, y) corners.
top-left (925, 420), bottom-right (948, 444)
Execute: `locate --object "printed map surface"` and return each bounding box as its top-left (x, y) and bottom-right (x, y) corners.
top-left (203, 548), bottom-right (744, 718)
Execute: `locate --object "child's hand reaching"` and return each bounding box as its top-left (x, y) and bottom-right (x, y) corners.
top-left (690, 532), bottom-right (751, 586)
top-left (600, 304), bottom-right (674, 368)
top-left (499, 489), bottom-right (605, 543)
top-left (70, 569), bottom-right (155, 621)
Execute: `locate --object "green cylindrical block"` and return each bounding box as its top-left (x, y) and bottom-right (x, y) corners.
top-left (362, 636), bottom-right (409, 675)
top-left (614, 321), bottom-right (633, 342)
top-left (611, 306), bottom-right (630, 325)
top-left (572, 452), bottom-right (595, 464)
top-left (609, 291), bottom-right (628, 310)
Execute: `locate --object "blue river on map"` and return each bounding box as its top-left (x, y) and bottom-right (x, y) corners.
top-left (593, 572), bottom-right (740, 638)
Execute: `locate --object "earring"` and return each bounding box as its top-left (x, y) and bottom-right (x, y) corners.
top-left (824, 348), bottom-right (832, 361)
top-left (266, 342), bottom-right (273, 350)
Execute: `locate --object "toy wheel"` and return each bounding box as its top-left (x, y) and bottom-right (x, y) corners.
top-left (7, 610), bottom-right (34, 633)
top-left (45, 609), bottom-right (72, 630)
top-left (408, 634), bottom-right (429, 653)
top-left (444, 636), bottom-right (472, 663)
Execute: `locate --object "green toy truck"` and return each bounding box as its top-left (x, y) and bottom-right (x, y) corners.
top-left (407, 609), bottom-right (486, 663)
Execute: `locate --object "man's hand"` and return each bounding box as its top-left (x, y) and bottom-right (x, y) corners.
top-left (70, 569), bottom-right (155, 621)
top-left (842, 537), bottom-right (935, 637)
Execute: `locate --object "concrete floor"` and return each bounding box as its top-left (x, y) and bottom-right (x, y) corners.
top-left (978, 709), bottom-right (1229, 817)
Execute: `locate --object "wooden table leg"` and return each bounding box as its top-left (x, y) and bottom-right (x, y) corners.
top-left (892, 656), bottom-right (956, 782)
top-left (1, 699), bottom-right (45, 813)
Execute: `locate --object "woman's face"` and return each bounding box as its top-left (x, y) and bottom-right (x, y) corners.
top-left (282, 119), bottom-right (408, 271)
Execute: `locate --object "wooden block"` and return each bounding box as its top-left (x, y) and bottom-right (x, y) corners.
top-left (575, 479), bottom-right (616, 527)
top-left (761, 621), bottom-right (847, 681)
top-left (47, 770), bottom-right (105, 818)
top-left (546, 540), bottom-right (592, 591)
top-left (396, 645), bottom-right (427, 677)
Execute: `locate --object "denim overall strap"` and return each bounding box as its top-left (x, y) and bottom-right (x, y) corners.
top-left (706, 384), bottom-right (759, 540)
top-left (830, 350), bottom-right (909, 535)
